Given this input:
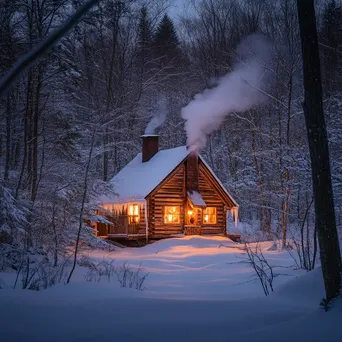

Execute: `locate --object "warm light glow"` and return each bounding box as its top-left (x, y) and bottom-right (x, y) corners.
top-left (103, 203), bottom-right (114, 212)
top-left (129, 206), bottom-right (134, 216)
top-left (203, 207), bottom-right (216, 224)
top-left (187, 208), bottom-right (198, 225)
top-left (128, 204), bottom-right (140, 223)
top-left (164, 206), bottom-right (180, 224)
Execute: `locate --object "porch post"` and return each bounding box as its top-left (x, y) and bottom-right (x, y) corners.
top-left (144, 200), bottom-right (149, 244)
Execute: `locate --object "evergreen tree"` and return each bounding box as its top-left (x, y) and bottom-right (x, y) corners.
top-left (154, 14), bottom-right (180, 52)
top-left (136, 6), bottom-right (153, 77)
top-left (152, 13), bottom-right (184, 78)
top-left (138, 6), bottom-right (153, 49)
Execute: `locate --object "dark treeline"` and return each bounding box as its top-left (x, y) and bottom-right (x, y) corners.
top-left (0, 0), bottom-right (341, 277)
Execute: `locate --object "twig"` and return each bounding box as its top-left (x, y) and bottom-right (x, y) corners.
top-left (0, 0), bottom-right (99, 98)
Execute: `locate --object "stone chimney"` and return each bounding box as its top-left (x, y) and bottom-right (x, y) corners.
top-left (186, 151), bottom-right (199, 191)
top-left (141, 135), bottom-right (159, 163)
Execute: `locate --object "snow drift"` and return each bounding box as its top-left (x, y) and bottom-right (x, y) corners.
top-left (1, 241), bottom-right (339, 342)
top-left (181, 33), bottom-right (275, 152)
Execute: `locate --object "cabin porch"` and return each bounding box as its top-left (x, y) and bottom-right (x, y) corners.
top-left (104, 232), bottom-right (241, 244)
top-left (95, 183), bottom-right (240, 242)
top-left (95, 214), bottom-right (240, 243)
top-left (96, 212), bottom-right (146, 239)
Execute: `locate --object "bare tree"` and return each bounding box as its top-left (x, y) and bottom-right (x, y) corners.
top-left (297, 0), bottom-right (342, 303)
top-left (67, 129), bottom-right (96, 284)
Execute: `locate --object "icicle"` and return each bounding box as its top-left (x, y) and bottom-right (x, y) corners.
top-left (231, 207), bottom-right (239, 230)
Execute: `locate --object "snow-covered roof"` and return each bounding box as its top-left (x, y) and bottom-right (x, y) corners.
top-left (187, 191), bottom-right (206, 207)
top-left (98, 145), bottom-right (239, 207)
top-left (99, 146), bottom-right (188, 204)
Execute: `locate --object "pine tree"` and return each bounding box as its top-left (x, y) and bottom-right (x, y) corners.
top-left (154, 14), bottom-right (180, 52)
top-left (138, 6), bottom-right (152, 49)
top-left (152, 14), bottom-right (183, 74)
top-left (136, 6), bottom-right (153, 76)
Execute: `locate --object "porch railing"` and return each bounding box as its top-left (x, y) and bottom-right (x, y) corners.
top-left (107, 214), bottom-right (139, 235)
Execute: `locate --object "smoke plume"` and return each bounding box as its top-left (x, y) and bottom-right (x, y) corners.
top-left (181, 33), bottom-right (275, 152)
top-left (144, 95), bottom-right (168, 135)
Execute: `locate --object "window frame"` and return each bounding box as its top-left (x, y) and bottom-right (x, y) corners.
top-left (164, 205), bottom-right (181, 225)
top-left (128, 203), bottom-right (140, 224)
top-left (202, 207), bottom-right (217, 225)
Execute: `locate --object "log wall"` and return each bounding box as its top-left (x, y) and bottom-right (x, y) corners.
top-left (149, 163), bottom-right (186, 236)
top-left (147, 158), bottom-right (229, 237)
top-left (198, 162), bottom-right (226, 235)
top-left (106, 156), bottom-right (234, 239)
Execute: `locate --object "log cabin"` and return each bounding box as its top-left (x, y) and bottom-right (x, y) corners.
top-left (95, 135), bottom-right (239, 242)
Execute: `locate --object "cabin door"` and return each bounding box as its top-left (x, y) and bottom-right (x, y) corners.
top-left (184, 207), bottom-right (201, 235)
top-left (187, 208), bottom-right (199, 225)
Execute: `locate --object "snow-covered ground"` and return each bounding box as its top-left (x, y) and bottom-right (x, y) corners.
top-left (87, 236), bottom-right (301, 300)
top-left (0, 236), bottom-right (340, 341)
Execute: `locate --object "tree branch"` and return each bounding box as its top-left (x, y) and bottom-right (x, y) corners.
top-left (0, 0), bottom-right (99, 99)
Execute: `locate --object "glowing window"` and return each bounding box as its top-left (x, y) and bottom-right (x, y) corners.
top-left (203, 207), bottom-right (216, 224)
top-left (187, 209), bottom-right (198, 225)
top-left (164, 206), bottom-right (180, 224)
top-left (128, 204), bottom-right (140, 223)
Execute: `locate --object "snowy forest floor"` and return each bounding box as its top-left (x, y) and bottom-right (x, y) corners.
top-left (0, 236), bottom-right (341, 341)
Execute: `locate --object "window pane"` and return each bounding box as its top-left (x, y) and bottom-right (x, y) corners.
top-left (129, 205), bottom-right (133, 216)
top-left (128, 204), bottom-right (140, 223)
top-left (164, 206), bottom-right (180, 224)
top-left (203, 207), bottom-right (216, 224)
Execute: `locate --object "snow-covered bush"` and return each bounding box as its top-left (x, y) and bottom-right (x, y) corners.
top-left (244, 244), bottom-right (276, 296)
top-left (286, 209), bottom-right (317, 271)
top-left (13, 252), bottom-right (70, 291)
top-left (229, 243), bottom-right (285, 296)
top-left (82, 258), bottom-right (148, 291)
top-left (83, 258), bottom-right (116, 283)
top-left (0, 185), bottom-right (28, 271)
top-left (115, 262), bottom-right (148, 291)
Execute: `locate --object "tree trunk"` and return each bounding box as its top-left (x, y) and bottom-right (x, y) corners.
top-left (4, 93), bottom-right (11, 181)
top-left (15, 72), bottom-right (32, 199)
top-left (297, 0), bottom-right (342, 302)
top-left (251, 125), bottom-right (270, 235)
top-left (31, 66), bottom-right (42, 202)
top-left (282, 172), bottom-right (291, 248)
top-left (27, 71), bottom-right (34, 191)
top-left (281, 72), bottom-right (293, 248)
top-left (52, 195), bottom-right (58, 267)
top-left (67, 129), bottom-right (96, 284)
top-left (103, 130), bottom-right (108, 181)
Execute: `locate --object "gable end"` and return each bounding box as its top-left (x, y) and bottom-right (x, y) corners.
top-left (145, 157), bottom-right (187, 199)
top-left (198, 158), bottom-right (238, 208)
